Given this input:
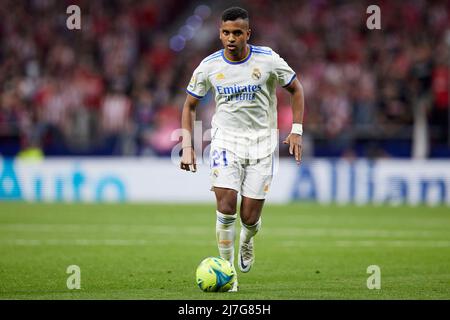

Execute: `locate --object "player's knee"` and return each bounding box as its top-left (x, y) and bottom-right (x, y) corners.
top-left (241, 214), bottom-right (259, 226)
top-left (217, 201), bottom-right (236, 215)
top-left (215, 188), bottom-right (237, 214)
top-left (240, 208), bottom-right (261, 225)
top-left (240, 200), bottom-right (263, 225)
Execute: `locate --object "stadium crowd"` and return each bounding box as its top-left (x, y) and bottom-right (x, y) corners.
top-left (0, 0), bottom-right (448, 158)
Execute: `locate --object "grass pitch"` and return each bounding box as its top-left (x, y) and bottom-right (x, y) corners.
top-left (0, 202), bottom-right (449, 299)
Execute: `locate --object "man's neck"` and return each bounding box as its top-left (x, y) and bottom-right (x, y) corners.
top-left (225, 44), bottom-right (249, 62)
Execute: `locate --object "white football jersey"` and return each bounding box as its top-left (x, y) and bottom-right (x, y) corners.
top-left (187, 45), bottom-right (296, 159)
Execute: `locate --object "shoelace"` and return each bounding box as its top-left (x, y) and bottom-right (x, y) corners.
top-left (241, 241), bottom-right (253, 261)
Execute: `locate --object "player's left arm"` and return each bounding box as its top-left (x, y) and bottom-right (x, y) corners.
top-left (282, 78), bottom-right (305, 165)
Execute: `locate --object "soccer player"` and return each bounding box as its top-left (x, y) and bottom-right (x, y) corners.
top-left (180, 7), bottom-right (304, 291)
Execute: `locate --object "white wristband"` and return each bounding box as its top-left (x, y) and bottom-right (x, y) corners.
top-left (291, 123), bottom-right (303, 136)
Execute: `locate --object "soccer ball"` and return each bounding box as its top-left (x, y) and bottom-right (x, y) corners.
top-left (195, 257), bottom-right (236, 292)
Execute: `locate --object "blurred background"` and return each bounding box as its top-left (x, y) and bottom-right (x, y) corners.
top-left (0, 0), bottom-right (449, 204)
top-left (0, 0), bottom-right (450, 204)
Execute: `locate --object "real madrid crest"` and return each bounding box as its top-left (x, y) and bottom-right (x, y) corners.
top-left (252, 68), bottom-right (261, 80)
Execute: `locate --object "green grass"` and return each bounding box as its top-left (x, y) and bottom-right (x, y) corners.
top-left (0, 202), bottom-right (449, 299)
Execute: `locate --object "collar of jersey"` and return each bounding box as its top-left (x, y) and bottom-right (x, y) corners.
top-left (221, 45), bottom-right (252, 65)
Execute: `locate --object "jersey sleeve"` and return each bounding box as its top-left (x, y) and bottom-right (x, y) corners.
top-left (186, 63), bottom-right (210, 99)
top-left (272, 52), bottom-right (297, 88)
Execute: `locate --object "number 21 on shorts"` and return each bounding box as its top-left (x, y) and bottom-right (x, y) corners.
top-left (211, 149), bottom-right (228, 168)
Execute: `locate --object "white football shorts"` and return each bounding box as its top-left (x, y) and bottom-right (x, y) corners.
top-left (209, 142), bottom-right (274, 200)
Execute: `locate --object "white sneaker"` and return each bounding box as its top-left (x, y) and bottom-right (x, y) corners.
top-left (238, 238), bottom-right (254, 273)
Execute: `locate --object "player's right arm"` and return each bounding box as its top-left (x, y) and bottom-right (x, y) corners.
top-left (180, 59), bottom-right (211, 172)
top-left (180, 94), bottom-right (200, 172)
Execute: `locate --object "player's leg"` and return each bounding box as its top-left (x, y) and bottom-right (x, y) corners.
top-left (238, 155), bottom-right (273, 272)
top-left (209, 144), bottom-right (243, 291)
top-left (214, 187), bottom-right (239, 292)
top-left (238, 196), bottom-right (264, 272)
top-left (214, 186), bottom-right (238, 266)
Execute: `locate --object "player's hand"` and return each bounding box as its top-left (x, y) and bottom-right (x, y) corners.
top-left (283, 134), bottom-right (303, 165)
top-left (180, 146), bottom-right (197, 172)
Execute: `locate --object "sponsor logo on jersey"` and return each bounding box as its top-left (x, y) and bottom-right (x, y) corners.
top-left (216, 73), bottom-right (225, 80)
top-left (216, 84), bottom-right (262, 102)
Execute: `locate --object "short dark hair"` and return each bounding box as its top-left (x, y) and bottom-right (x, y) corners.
top-left (221, 7), bottom-right (249, 22)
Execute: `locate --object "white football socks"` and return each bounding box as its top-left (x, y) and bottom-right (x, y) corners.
top-left (216, 210), bottom-right (237, 265)
top-left (240, 218), bottom-right (262, 243)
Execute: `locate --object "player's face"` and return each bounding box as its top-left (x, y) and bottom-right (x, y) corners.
top-left (220, 19), bottom-right (251, 57)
